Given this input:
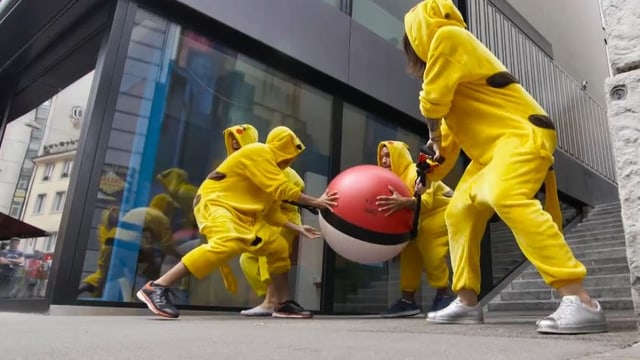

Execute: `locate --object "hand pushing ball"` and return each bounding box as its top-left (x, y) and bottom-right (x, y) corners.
top-left (318, 165), bottom-right (414, 264)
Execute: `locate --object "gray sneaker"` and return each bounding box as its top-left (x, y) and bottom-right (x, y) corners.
top-left (536, 295), bottom-right (607, 334)
top-left (426, 298), bottom-right (484, 324)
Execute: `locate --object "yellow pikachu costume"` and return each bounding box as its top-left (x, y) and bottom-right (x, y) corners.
top-left (377, 141), bottom-right (451, 295)
top-left (182, 127), bottom-right (304, 286)
top-left (240, 128), bottom-right (305, 297)
top-left (404, 0), bottom-right (585, 296)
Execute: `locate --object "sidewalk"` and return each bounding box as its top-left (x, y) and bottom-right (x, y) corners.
top-left (0, 309), bottom-right (637, 360)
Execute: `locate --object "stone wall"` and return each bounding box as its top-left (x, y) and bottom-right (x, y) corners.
top-left (601, 0), bottom-right (640, 330)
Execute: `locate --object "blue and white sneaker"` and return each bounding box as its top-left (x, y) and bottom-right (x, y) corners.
top-left (381, 298), bottom-right (422, 318)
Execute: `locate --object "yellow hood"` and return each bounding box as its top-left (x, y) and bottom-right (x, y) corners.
top-left (404, 0), bottom-right (466, 62)
top-left (149, 193), bottom-right (177, 218)
top-left (266, 126), bottom-right (305, 169)
top-left (223, 124), bottom-right (259, 156)
top-left (156, 168), bottom-right (189, 194)
top-left (378, 140), bottom-right (413, 175)
top-left (377, 140), bottom-right (415, 188)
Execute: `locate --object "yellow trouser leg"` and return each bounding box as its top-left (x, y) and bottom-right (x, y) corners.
top-left (479, 135), bottom-right (586, 288)
top-left (417, 209), bottom-right (451, 289)
top-left (239, 253), bottom-right (269, 297)
top-left (399, 241), bottom-right (423, 293)
top-left (446, 162), bottom-right (495, 295)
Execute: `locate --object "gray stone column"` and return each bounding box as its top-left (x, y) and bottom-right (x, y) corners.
top-left (601, 0), bottom-right (640, 330)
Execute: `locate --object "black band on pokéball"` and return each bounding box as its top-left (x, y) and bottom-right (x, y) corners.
top-left (320, 209), bottom-right (410, 246)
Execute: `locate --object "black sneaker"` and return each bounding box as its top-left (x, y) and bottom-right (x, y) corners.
top-left (272, 300), bottom-right (313, 319)
top-left (381, 298), bottom-right (422, 318)
top-left (429, 294), bottom-right (454, 312)
top-left (136, 281), bottom-right (180, 318)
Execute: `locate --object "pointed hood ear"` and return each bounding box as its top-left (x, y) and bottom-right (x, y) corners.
top-left (266, 126), bottom-right (305, 168)
top-left (404, 0), bottom-right (466, 62)
top-left (223, 124), bottom-right (259, 156)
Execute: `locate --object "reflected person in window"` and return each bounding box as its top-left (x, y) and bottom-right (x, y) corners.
top-left (78, 207), bottom-right (119, 297)
top-left (136, 126), bottom-right (338, 319)
top-left (402, 0), bottom-right (606, 333)
top-left (156, 168), bottom-right (198, 231)
top-left (0, 238), bottom-right (24, 298)
top-left (375, 141), bottom-right (454, 317)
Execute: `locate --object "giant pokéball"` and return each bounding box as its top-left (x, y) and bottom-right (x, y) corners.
top-left (318, 165), bottom-right (414, 264)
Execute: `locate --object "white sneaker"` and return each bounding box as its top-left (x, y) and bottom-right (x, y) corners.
top-left (240, 305), bottom-right (273, 317)
top-left (536, 295), bottom-right (607, 334)
top-left (426, 298), bottom-right (484, 324)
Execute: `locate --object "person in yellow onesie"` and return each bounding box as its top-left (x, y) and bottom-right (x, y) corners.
top-left (374, 140), bottom-right (453, 317)
top-left (156, 168), bottom-right (198, 230)
top-left (136, 126), bottom-right (338, 319)
top-left (402, 0), bottom-right (606, 334)
top-left (239, 128), bottom-right (306, 317)
top-left (78, 207), bottom-right (119, 297)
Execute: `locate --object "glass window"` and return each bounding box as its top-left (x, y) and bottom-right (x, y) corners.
top-left (351, 0), bottom-right (422, 48)
top-left (45, 232), bottom-right (58, 252)
top-left (9, 205), bottom-right (20, 218)
top-left (77, 8), bottom-right (333, 311)
top-left (322, 0), bottom-right (342, 9)
top-left (62, 160), bottom-right (73, 178)
top-left (42, 164), bottom-right (54, 181)
top-left (33, 194), bottom-right (46, 215)
top-left (52, 191), bottom-right (66, 212)
top-left (0, 71), bottom-right (92, 300)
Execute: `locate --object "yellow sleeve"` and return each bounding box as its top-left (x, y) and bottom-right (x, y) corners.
top-left (240, 147), bottom-right (302, 202)
top-left (419, 184), bottom-right (435, 212)
top-left (420, 27), bottom-right (470, 119)
top-left (427, 120), bottom-right (461, 182)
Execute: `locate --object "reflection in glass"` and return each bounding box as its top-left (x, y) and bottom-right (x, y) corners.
top-left (78, 8), bottom-right (332, 310)
top-left (352, 0), bottom-right (422, 48)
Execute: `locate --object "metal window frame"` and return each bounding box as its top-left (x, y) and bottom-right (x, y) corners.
top-left (49, 0), bottom-right (139, 307)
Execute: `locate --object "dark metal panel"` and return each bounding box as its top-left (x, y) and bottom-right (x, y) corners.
top-left (176, 0), bottom-right (351, 82)
top-left (554, 150), bottom-right (619, 206)
top-left (48, 0), bottom-right (137, 305)
top-left (0, 0), bottom-right (75, 73)
top-left (348, 20), bottom-right (422, 120)
top-left (4, 1), bottom-right (110, 121)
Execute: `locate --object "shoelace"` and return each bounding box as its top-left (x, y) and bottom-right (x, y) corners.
top-left (280, 300), bottom-right (305, 312)
top-left (546, 298), bottom-right (579, 320)
top-left (150, 287), bottom-right (176, 306)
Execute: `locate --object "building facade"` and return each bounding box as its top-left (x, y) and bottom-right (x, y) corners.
top-left (0, 0), bottom-right (618, 313)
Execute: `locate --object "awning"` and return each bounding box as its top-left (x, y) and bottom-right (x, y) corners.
top-left (0, 212), bottom-right (49, 240)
